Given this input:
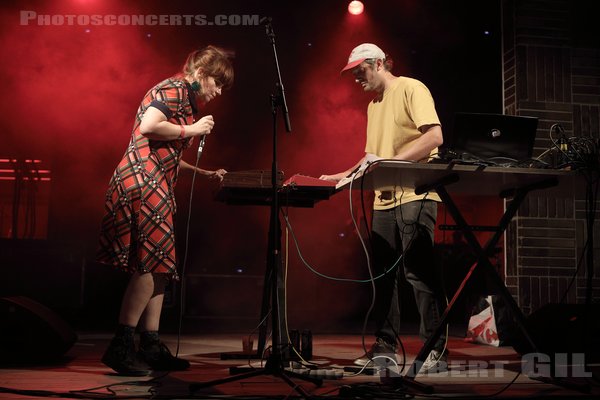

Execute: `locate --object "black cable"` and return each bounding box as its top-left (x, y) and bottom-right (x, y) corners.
top-left (347, 166), bottom-right (380, 373)
top-left (357, 159), bottom-right (391, 368)
top-left (176, 135), bottom-right (207, 357)
top-left (281, 209), bottom-right (403, 283)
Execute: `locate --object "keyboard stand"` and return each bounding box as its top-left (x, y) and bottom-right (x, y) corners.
top-left (403, 174), bottom-right (552, 381)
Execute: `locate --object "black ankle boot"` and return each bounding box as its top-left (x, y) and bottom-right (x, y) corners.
top-left (138, 331), bottom-right (190, 371)
top-left (101, 325), bottom-right (152, 376)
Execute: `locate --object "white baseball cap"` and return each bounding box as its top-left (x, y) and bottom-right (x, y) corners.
top-left (341, 43), bottom-right (386, 73)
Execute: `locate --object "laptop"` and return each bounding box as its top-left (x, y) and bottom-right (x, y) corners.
top-left (441, 112), bottom-right (538, 164)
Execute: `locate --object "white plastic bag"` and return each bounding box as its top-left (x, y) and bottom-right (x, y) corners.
top-left (465, 295), bottom-right (500, 347)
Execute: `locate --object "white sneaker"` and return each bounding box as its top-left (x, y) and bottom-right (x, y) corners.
top-left (420, 349), bottom-right (448, 373)
top-left (353, 338), bottom-right (397, 367)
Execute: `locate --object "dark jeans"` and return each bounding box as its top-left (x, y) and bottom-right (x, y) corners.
top-left (371, 200), bottom-right (446, 352)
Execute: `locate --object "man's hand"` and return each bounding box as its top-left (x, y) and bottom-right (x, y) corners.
top-left (319, 172), bottom-right (347, 182)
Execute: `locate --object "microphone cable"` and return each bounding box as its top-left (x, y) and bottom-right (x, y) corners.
top-left (175, 134), bottom-right (207, 357)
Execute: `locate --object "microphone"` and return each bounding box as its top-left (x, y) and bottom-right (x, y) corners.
top-left (260, 16), bottom-right (274, 39)
top-left (259, 16), bottom-right (272, 25)
top-left (197, 135), bottom-right (207, 157)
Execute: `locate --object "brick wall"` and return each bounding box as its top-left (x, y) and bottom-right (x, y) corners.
top-left (502, 0), bottom-right (599, 314)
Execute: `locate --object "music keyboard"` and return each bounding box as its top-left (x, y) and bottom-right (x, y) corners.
top-left (335, 161), bottom-right (580, 196)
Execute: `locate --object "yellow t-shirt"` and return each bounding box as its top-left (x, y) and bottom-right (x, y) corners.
top-left (365, 76), bottom-right (441, 210)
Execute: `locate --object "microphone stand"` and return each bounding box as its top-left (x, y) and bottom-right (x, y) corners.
top-left (189, 18), bottom-right (321, 398)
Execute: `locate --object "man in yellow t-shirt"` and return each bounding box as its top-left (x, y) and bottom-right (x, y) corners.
top-left (321, 43), bottom-right (448, 373)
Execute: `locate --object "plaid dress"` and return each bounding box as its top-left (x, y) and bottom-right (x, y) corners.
top-left (97, 77), bottom-right (198, 278)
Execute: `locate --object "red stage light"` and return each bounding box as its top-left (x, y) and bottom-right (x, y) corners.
top-left (348, 1), bottom-right (364, 16)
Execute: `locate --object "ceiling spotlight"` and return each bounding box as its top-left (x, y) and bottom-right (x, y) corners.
top-left (348, 1), bottom-right (364, 16)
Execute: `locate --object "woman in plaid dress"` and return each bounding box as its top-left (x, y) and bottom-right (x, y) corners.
top-left (97, 46), bottom-right (233, 376)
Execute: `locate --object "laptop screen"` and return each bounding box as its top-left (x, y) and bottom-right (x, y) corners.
top-left (445, 113), bottom-right (538, 163)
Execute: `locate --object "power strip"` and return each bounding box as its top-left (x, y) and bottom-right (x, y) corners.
top-left (343, 365), bottom-right (379, 375)
top-left (287, 367), bottom-right (344, 379)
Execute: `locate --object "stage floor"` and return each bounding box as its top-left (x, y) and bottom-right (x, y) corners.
top-left (1, 332), bottom-right (599, 399)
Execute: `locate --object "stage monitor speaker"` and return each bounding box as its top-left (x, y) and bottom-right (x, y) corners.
top-left (512, 303), bottom-right (600, 362)
top-left (0, 296), bottom-right (78, 364)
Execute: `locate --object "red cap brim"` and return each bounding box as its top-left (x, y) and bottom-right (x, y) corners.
top-left (340, 58), bottom-right (366, 74)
